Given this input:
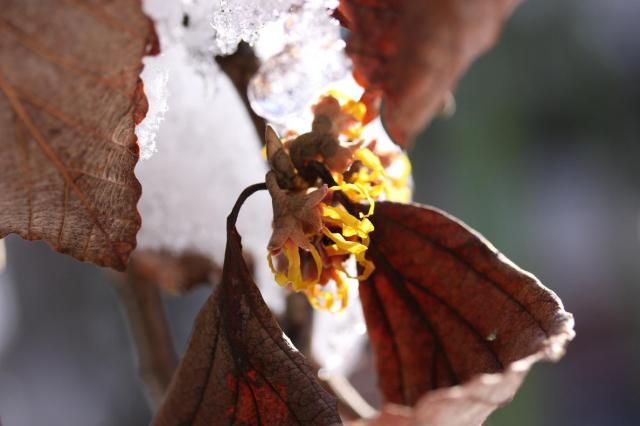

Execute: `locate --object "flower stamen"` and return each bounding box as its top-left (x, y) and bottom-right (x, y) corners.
top-left (265, 90), bottom-right (412, 311)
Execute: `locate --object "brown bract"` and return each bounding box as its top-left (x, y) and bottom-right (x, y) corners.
top-left (0, 0), bottom-right (158, 269)
top-left (289, 99), bottom-right (362, 175)
top-left (360, 202), bottom-right (574, 422)
top-left (266, 126), bottom-right (298, 188)
top-left (312, 96), bottom-right (358, 137)
top-left (338, 0), bottom-right (520, 147)
top-left (215, 42), bottom-right (265, 141)
top-left (153, 214), bottom-right (340, 426)
top-left (266, 171), bottom-right (328, 252)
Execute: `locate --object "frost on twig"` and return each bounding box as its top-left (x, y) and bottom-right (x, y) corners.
top-left (211, 0), bottom-right (298, 55)
top-left (249, 0), bottom-right (351, 130)
top-left (136, 66), bottom-right (169, 160)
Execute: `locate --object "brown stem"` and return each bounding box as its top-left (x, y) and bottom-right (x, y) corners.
top-left (280, 292), bottom-right (314, 356)
top-left (127, 250), bottom-right (220, 294)
top-left (227, 182), bottom-right (268, 230)
top-left (114, 269), bottom-right (177, 410)
top-left (321, 374), bottom-right (378, 420)
top-left (215, 42), bottom-right (266, 141)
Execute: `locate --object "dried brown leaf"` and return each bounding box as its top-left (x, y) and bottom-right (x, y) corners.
top-left (359, 201), bottom-right (574, 422)
top-left (339, 0), bottom-right (520, 147)
top-left (153, 211), bottom-right (340, 425)
top-left (0, 0), bottom-right (158, 269)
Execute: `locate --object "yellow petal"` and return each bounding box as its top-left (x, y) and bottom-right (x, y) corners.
top-left (267, 252), bottom-right (290, 287)
top-left (355, 252), bottom-right (375, 280)
top-left (322, 227), bottom-right (369, 255)
top-left (321, 203), bottom-right (374, 238)
top-left (302, 244), bottom-right (324, 287)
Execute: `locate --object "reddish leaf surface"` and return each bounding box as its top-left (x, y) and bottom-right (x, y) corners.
top-left (360, 201), bottom-right (574, 418)
top-left (153, 214), bottom-right (340, 425)
top-left (338, 0), bottom-right (519, 147)
top-left (0, 0), bottom-right (158, 269)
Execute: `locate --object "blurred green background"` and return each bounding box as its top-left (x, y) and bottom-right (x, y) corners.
top-left (412, 0), bottom-right (640, 424)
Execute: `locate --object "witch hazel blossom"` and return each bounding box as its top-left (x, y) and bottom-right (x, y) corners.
top-left (265, 92), bottom-right (412, 312)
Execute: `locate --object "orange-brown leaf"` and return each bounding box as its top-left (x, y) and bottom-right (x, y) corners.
top-left (360, 201), bottom-right (574, 419)
top-left (0, 0), bottom-right (158, 269)
top-left (153, 220), bottom-right (340, 425)
top-left (339, 0), bottom-right (520, 147)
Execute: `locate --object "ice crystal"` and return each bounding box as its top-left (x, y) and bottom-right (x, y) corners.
top-left (211, 0), bottom-right (297, 54)
top-left (135, 67), bottom-right (169, 160)
top-left (248, 0), bottom-right (350, 129)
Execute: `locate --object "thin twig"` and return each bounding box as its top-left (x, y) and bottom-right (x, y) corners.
top-left (113, 268), bottom-right (177, 410)
top-left (227, 182), bottom-right (268, 229)
top-left (280, 292), bottom-right (314, 356)
top-left (128, 249), bottom-right (220, 294)
top-left (215, 42), bottom-right (266, 140)
top-left (321, 373), bottom-right (378, 420)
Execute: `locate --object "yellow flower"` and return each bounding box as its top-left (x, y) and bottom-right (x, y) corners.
top-left (265, 92), bottom-right (412, 312)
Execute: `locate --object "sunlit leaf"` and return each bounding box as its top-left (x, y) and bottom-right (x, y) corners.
top-left (0, 0), bottom-right (158, 269)
top-left (153, 215), bottom-right (340, 425)
top-left (360, 201), bottom-right (574, 421)
top-left (338, 0), bottom-right (520, 146)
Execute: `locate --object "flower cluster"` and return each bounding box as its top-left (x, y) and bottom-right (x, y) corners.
top-left (266, 93), bottom-right (411, 311)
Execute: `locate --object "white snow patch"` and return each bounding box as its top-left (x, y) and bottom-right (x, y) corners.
top-left (138, 0), bottom-right (284, 312)
top-left (136, 66), bottom-right (169, 160)
top-left (311, 263), bottom-right (367, 375)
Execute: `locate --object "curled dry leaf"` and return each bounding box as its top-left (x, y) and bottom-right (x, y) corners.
top-left (153, 207), bottom-right (340, 425)
top-left (359, 201), bottom-right (574, 422)
top-left (0, 0), bottom-right (158, 269)
top-left (338, 0), bottom-right (520, 146)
